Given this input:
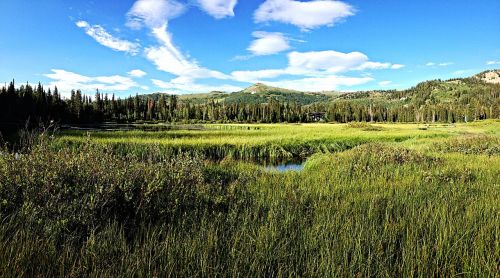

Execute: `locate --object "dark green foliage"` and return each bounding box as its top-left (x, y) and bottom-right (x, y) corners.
top-left (1, 73), bottom-right (499, 131)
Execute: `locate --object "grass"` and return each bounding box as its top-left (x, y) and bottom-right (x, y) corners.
top-left (54, 121), bottom-right (496, 164)
top-left (0, 120), bottom-right (498, 276)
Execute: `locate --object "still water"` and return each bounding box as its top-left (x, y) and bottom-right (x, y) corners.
top-left (265, 163), bottom-right (305, 172)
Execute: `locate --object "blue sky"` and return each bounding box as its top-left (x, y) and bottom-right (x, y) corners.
top-left (1, 0), bottom-right (499, 97)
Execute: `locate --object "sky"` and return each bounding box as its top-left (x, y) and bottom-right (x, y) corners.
top-left (0, 0), bottom-right (499, 97)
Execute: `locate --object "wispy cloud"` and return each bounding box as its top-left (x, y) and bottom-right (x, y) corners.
top-left (76, 21), bottom-right (140, 55)
top-left (126, 0), bottom-right (186, 29)
top-left (152, 79), bottom-right (242, 93)
top-left (44, 69), bottom-right (141, 96)
top-left (486, 61), bottom-right (500, 65)
top-left (426, 61), bottom-right (453, 67)
top-left (254, 0), bottom-right (355, 31)
top-left (452, 69), bottom-right (475, 76)
top-left (379, 80), bottom-right (392, 86)
top-left (195, 0), bottom-right (238, 19)
top-left (126, 0), bottom-right (232, 94)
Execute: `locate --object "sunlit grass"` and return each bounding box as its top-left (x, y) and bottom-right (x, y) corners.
top-left (0, 120), bottom-right (498, 276)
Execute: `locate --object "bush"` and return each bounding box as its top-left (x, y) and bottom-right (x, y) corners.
top-left (433, 134), bottom-right (499, 155)
top-left (347, 122), bottom-right (383, 131)
top-left (0, 139), bottom-right (213, 241)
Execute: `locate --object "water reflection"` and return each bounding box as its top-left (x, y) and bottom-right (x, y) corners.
top-left (265, 163), bottom-right (304, 172)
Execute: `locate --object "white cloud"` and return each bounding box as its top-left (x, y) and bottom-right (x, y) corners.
top-left (44, 69), bottom-right (141, 96)
top-left (247, 31), bottom-right (291, 56)
top-left (195, 0), bottom-right (238, 19)
top-left (288, 51), bottom-right (403, 74)
top-left (379, 80), bottom-right (392, 86)
top-left (391, 64), bottom-right (405, 69)
top-left (452, 69), bottom-right (474, 76)
top-left (487, 61), bottom-right (500, 65)
top-left (426, 62), bottom-right (453, 67)
top-left (231, 50), bottom-right (403, 83)
top-left (76, 21), bottom-right (140, 55)
top-left (145, 25), bottom-right (229, 80)
top-left (355, 61), bottom-right (392, 71)
top-left (288, 50), bottom-right (367, 73)
top-left (264, 75), bottom-right (373, 92)
top-left (126, 0), bottom-right (229, 87)
top-left (231, 69), bottom-right (287, 82)
top-left (126, 0), bottom-right (186, 29)
top-left (128, 69), bottom-right (147, 78)
top-left (152, 79), bottom-right (242, 93)
top-left (254, 0), bottom-right (355, 31)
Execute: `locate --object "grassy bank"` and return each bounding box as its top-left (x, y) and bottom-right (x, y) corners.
top-left (0, 121), bottom-right (498, 276)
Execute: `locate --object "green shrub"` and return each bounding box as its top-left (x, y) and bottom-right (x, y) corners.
top-left (433, 134), bottom-right (500, 155)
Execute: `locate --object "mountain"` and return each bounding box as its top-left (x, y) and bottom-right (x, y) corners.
top-left (140, 83), bottom-right (334, 106)
top-left (223, 83), bottom-right (332, 105)
top-left (474, 70), bottom-right (500, 84)
top-left (138, 70), bottom-right (500, 109)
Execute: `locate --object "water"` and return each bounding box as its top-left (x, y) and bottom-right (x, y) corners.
top-left (265, 163), bottom-right (305, 172)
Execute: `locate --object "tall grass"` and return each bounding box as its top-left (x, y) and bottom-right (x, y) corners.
top-left (0, 122), bottom-right (498, 276)
top-left (55, 122), bottom-right (467, 163)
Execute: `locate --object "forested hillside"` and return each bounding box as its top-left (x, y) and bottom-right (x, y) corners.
top-left (1, 71), bottom-right (499, 127)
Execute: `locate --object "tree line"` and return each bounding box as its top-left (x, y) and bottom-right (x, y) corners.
top-left (1, 79), bottom-right (499, 129)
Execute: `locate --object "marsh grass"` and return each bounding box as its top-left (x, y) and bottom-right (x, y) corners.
top-left (0, 122), bottom-right (498, 276)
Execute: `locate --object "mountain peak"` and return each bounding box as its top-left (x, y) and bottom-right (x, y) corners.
top-left (475, 69), bottom-right (500, 84)
top-left (241, 83), bottom-right (300, 94)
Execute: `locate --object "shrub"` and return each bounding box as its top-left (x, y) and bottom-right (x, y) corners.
top-left (0, 139), bottom-right (213, 241)
top-left (433, 134), bottom-right (500, 155)
top-left (347, 122), bottom-right (383, 131)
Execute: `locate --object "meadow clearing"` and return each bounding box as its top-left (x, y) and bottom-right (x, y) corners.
top-left (0, 121), bottom-right (499, 276)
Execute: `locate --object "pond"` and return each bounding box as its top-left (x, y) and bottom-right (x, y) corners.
top-left (265, 162), bottom-right (305, 173)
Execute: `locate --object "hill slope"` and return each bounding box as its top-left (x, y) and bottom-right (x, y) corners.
top-left (138, 70), bottom-right (500, 111)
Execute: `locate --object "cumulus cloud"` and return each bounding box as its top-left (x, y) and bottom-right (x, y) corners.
top-left (76, 21), bottom-right (140, 55)
top-left (247, 31), bottom-right (291, 56)
top-left (254, 0), bottom-right (355, 30)
top-left (231, 50), bottom-right (402, 83)
top-left (128, 69), bottom-right (147, 78)
top-left (195, 0), bottom-right (238, 19)
top-left (126, 0), bottom-right (186, 29)
top-left (230, 50), bottom-right (402, 91)
top-left (152, 79), bottom-right (242, 93)
top-left (44, 69), bottom-right (141, 96)
top-left (289, 50), bottom-right (366, 73)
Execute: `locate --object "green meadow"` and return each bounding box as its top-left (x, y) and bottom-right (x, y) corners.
top-left (1, 121), bottom-right (499, 276)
